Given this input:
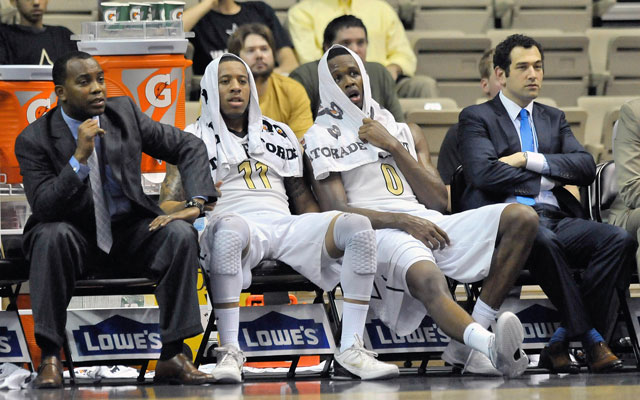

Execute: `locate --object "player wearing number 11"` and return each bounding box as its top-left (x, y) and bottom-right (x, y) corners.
top-left (159, 53), bottom-right (399, 382)
top-left (304, 45), bottom-right (539, 377)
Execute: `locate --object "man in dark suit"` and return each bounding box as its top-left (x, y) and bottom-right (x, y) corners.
top-left (458, 34), bottom-right (636, 373)
top-left (14, 51), bottom-right (217, 388)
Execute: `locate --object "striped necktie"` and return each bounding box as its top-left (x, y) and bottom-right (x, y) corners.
top-left (88, 148), bottom-right (113, 253)
top-left (516, 108), bottom-right (535, 206)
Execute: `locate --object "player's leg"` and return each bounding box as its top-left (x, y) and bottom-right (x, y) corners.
top-left (201, 215), bottom-right (251, 383)
top-left (324, 213), bottom-right (399, 380)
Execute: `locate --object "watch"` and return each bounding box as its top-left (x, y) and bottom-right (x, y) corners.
top-left (185, 199), bottom-right (204, 216)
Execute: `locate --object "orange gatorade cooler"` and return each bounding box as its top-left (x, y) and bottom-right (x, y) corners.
top-left (75, 20), bottom-right (193, 174)
top-left (0, 66), bottom-right (57, 184)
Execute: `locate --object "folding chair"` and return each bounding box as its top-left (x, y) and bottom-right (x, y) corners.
top-left (194, 260), bottom-right (340, 378)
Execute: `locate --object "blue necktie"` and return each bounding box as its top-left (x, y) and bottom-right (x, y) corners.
top-left (516, 108), bottom-right (535, 206)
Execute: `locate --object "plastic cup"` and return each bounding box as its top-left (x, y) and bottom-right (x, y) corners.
top-left (101, 2), bottom-right (127, 23)
top-left (129, 2), bottom-right (148, 22)
top-left (163, 1), bottom-right (185, 21)
top-left (149, 2), bottom-right (164, 21)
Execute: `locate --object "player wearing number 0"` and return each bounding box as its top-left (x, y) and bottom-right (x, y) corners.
top-left (159, 53), bottom-right (398, 382)
top-left (304, 45), bottom-right (537, 377)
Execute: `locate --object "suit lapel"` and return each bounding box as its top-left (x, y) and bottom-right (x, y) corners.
top-left (50, 108), bottom-right (77, 169)
top-left (532, 103), bottom-right (551, 153)
top-left (490, 97), bottom-right (522, 153)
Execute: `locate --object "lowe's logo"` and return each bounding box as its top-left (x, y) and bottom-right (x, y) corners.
top-left (514, 304), bottom-right (562, 343)
top-left (366, 317), bottom-right (450, 349)
top-left (239, 312), bottom-right (329, 350)
top-left (72, 315), bottom-right (161, 356)
top-left (0, 327), bottom-right (23, 357)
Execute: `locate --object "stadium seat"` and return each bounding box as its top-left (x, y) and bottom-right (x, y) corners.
top-left (43, 12), bottom-right (98, 35)
top-left (488, 30), bottom-right (590, 107)
top-left (413, 0), bottom-right (494, 33)
top-left (405, 109), bottom-right (460, 165)
top-left (501, 0), bottom-right (593, 32)
top-left (605, 34), bottom-right (640, 96)
top-left (413, 34), bottom-right (491, 107)
top-left (576, 95), bottom-right (635, 161)
top-left (266, 0), bottom-right (298, 26)
top-left (586, 28), bottom-right (640, 95)
top-left (185, 101), bottom-right (201, 126)
top-left (398, 97), bottom-right (458, 117)
top-left (600, 109), bottom-right (620, 162)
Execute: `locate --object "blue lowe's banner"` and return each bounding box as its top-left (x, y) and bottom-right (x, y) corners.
top-left (364, 314), bottom-right (451, 354)
top-left (0, 312), bottom-right (31, 363)
top-left (238, 304), bottom-right (335, 357)
top-left (498, 298), bottom-right (569, 350)
top-left (67, 308), bottom-right (162, 361)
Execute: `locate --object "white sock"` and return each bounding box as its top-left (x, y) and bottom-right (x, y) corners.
top-left (340, 302), bottom-right (369, 352)
top-left (463, 322), bottom-right (494, 360)
top-left (471, 298), bottom-right (498, 329)
top-left (215, 307), bottom-right (240, 349)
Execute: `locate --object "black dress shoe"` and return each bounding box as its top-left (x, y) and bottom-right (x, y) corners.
top-left (586, 341), bottom-right (623, 372)
top-left (538, 341), bottom-right (580, 374)
top-left (33, 355), bottom-right (63, 389)
top-left (154, 353), bottom-right (214, 385)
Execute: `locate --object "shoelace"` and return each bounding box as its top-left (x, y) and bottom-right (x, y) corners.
top-left (349, 345), bottom-right (380, 360)
top-left (215, 347), bottom-right (246, 365)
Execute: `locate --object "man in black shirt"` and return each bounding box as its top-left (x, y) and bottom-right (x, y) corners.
top-left (0, 0), bottom-right (77, 65)
top-left (183, 0), bottom-right (298, 76)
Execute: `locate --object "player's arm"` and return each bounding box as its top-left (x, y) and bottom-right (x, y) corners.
top-left (284, 176), bottom-right (320, 214)
top-left (159, 163), bottom-right (187, 214)
top-left (358, 119), bottom-right (448, 213)
top-left (310, 157), bottom-right (450, 250)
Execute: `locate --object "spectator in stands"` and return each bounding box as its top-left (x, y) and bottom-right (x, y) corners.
top-left (438, 48), bottom-right (501, 186)
top-left (183, 0), bottom-right (298, 76)
top-left (228, 23), bottom-right (313, 140)
top-left (159, 53), bottom-right (399, 382)
top-left (288, 0), bottom-right (435, 99)
top-left (609, 98), bottom-right (640, 278)
top-left (458, 34), bottom-right (636, 374)
top-left (290, 15), bottom-right (404, 122)
top-left (306, 45), bottom-right (535, 377)
top-left (0, 0), bottom-right (77, 65)
top-left (14, 51), bottom-right (217, 388)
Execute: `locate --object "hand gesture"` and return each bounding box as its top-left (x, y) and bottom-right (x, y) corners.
top-left (149, 206), bottom-right (201, 231)
top-left (358, 118), bottom-right (399, 152)
top-left (397, 213), bottom-right (450, 250)
top-left (74, 119), bottom-right (105, 164)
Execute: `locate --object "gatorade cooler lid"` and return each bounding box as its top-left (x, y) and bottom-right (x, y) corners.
top-left (0, 65), bottom-right (53, 81)
top-left (73, 20), bottom-right (193, 55)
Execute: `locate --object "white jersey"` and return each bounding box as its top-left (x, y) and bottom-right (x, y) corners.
top-left (340, 133), bottom-right (428, 216)
top-left (211, 135), bottom-right (291, 217)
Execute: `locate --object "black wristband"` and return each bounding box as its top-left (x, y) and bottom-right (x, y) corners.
top-left (185, 199), bottom-right (204, 216)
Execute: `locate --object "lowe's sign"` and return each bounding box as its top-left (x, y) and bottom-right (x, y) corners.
top-left (498, 298), bottom-right (565, 350)
top-left (67, 308), bottom-right (161, 361)
top-left (0, 312), bottom-right (31, 363)
top-left (364, 314), bottom-right (451, 354)
top-left (238, 304), bottom-right (335, 357)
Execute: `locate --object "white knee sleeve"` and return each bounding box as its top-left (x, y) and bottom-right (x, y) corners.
top-left (334, 214), bottom-right (377, 302)
top-left (205, 216), bottom-right (250, 304)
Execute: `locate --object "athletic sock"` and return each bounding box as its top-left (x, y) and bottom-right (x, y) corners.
top-left (549, 327), bottom-right (568, 345)
top-left (471, 298), bottom-right (498, 329)
top-left (582, 328), bottom-right (604, 348)
top-left (215, 307), bottom-right (240, 349)
top-left (463, 322), bottom-right (495, 360)
top-left (340, 302), bottom-right (369, 352)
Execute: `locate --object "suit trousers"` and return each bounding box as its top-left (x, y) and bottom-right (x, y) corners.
top-left (526, 207), bottom-right (636, 338)
top-left (23, 217), bottom-right (203, 348)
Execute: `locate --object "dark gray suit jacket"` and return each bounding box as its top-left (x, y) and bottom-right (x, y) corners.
top-left (457, 95), bottom-right (595, 217)
top-left (14, 96), bottom-right (216, 236)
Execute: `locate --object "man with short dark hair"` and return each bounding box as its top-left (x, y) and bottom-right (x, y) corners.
top-left (15, 51), bottom-right (217, 388)
top-left (305, 45), bottom-right (536, 377)
top-left (227, 23), bottom-right (313, 139)
top-left (0, 0), bottom-right (77, 65)
top-left (459, 34), bottom-right (636, 374)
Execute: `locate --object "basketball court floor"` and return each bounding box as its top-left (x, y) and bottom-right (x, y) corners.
top-left (15, 369), bottom-right (640, 399)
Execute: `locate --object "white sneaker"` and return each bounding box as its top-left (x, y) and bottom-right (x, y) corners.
top-left (490, 312), bottom-right (529, 378)
top-left (334, 335), bottom-right (399, 380)
top-left (212, 345), bottom-right (246, 383)
top-left (442, 340), bottom-right (501, 376)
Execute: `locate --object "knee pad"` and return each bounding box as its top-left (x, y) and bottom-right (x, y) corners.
top-left (209, 216), bottom-right (250, 276)
top-left (334, 214), bottom-right (377, 275)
